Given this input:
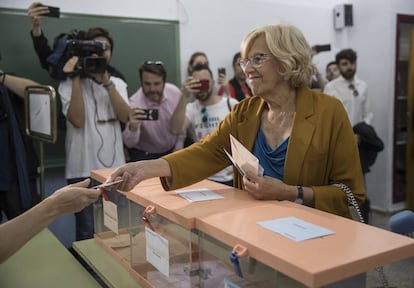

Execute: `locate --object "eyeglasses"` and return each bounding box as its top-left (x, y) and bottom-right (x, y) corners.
top-left (144, 61), bottom-right (164, 66)
top-left (201, 107), bottom-right (209, 123)
top-left (239, 53), bottom-right (273, 70)
top-left (348, 83), bottom-right (359, 97)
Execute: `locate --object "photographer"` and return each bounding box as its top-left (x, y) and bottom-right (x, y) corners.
top-left (122, 61), bottom-right (185, 161)
top-left (58, 27), bottom-right (130, 241)
top-left (27, 2), bottom-right (125, 81)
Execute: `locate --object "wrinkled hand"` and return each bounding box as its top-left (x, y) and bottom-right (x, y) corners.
top-left (48, 179), bottom-right (100, 215)
top-left (108, 162), bottom-right (146, 191)
top-left (242, 168), bottom-right (289, 200)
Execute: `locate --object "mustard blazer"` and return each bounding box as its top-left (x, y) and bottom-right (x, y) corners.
top-left (162, 87), bottom-right (365, 218)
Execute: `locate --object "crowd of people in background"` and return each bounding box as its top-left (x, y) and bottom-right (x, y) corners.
top-left (0, 2), bottom-right (382, 263)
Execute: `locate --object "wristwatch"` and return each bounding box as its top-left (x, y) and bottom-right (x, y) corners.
top-left (0, 70), bottom-right (5, 83)
top-left (295, 185), bottom-right (304, 204)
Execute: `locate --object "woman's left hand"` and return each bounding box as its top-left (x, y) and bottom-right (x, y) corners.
top-left (243, 170), bottom-right (291, 201)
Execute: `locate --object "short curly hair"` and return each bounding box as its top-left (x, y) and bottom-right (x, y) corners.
top-left (335, 49), bottom-right (357, 64)
top-left (240, 23), bottom-right (316, 88)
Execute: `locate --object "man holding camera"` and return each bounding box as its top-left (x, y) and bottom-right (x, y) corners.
top-left (27, 2), bottom-right (126, 81)
top-left (171, 64), bottom-right (238, 186)
top-left (122, 62), bottom-right (185, 161)
top-left (59, 27), bottom-right (130, 241)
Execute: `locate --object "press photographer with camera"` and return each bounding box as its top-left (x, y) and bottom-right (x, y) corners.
top-left (27, 2), bottom-right (126, 81)
top-left (122, 61), bottom-right (185, 161)
top-left (57, 27), bottom-right (130, 241)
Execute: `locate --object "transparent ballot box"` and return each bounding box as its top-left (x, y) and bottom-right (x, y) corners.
top-left (125, 178), bottom-right (264, 288)
top-left (91, 168), bottom-right (141, 269)
top-left (128, 202), bottom-right (200, 288)
top-left (92, 184), bottom-right (133, 268)
top-left (196, 201), bottom-right (414, 288)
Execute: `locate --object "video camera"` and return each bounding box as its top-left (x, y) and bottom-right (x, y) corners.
top-left (66, 38), bottom-right (107, 75)
top-left (46, 30), bottom-right (109, 80)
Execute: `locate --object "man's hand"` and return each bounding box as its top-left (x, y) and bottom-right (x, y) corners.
top-left (128, 108), bottom-right (149, 132)
top-left (182, 76), bottom-right (202, 97)
top-left (63, 56), bottom-right (79, 74)
top-left (90, 65), bottom-right (110, 85)
top-left (27, 2), bottom-right (48, 36)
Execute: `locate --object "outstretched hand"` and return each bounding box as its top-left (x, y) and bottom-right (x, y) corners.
top-left (107, 162), bottom-right (145, 192)
top-left (48, 179), bottom-right (100, 216)
top-left (107, 159), bottom-right (171, 192)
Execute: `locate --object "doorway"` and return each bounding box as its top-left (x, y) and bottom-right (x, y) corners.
top-left (393, 14), bottom-right (414, 208)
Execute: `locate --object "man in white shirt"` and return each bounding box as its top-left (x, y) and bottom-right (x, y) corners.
top-left (324, 49), bottom-right (373, 126)
top-left (171, 64), bottom-right (238, 186)
top-left (59, 27), bottom-right (130, 240)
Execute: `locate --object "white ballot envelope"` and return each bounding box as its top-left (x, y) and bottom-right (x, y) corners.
top-left (229, 134), bottom-right (263, 177)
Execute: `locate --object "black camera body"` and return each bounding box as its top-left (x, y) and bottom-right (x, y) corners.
top-left (314, 44), bottom-right (331, 53)
top-left (66, 36), bottom-right (107, 75)
top-left (47, 30), bottom-right (109, 80)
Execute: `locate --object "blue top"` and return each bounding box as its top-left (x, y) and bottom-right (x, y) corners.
top-left (253, 129), bottom-right (289, 180)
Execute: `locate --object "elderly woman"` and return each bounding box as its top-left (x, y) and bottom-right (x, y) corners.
top-left (109, 23), bottom-right (365, 218)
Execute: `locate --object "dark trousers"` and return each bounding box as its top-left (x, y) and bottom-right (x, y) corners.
top-left (67, 177), bottom-right (94, 241)
top-left (128, 148), bottom-right (173, 162)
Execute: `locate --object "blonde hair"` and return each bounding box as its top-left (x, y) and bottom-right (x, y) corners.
top-left (241, 23), bottom-right (316, 88)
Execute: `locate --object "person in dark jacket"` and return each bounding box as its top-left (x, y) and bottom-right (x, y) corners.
top-left (353, 121), bottom-right (384, 223)
top-left (0, 71), bottom-right (40, 221)
top-left (353, 122), bottom-right (384, 174)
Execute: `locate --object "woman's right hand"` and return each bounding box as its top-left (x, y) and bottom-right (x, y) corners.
top-left (108, 159), bottom-right (171, 192)
top-left (107, 162), bottom-right (146, 192)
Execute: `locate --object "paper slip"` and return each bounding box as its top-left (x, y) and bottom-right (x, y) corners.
top-left (103, 200), bottom-right (119, 234)
top-left (257, 216), bottom-right (334, 242)
top-left (176, 188), bottom-right (224, 202)
top-left (230, 134), bottom-right (263, 176)
top-left (223, 148), bottom-right (246, 177)
top-left (145, 227), bottom-right (169, 277)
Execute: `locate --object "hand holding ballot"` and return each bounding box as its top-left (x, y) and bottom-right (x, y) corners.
top-left (227, 135), bottom-right (264, 178)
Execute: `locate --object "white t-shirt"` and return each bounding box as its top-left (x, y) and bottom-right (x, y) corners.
top-left (186, 96), bottom-right (238, 183)
top-left (324, 75), bottom-right (372, 126)
top-left (59, 76), bottom-right (128, 179)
